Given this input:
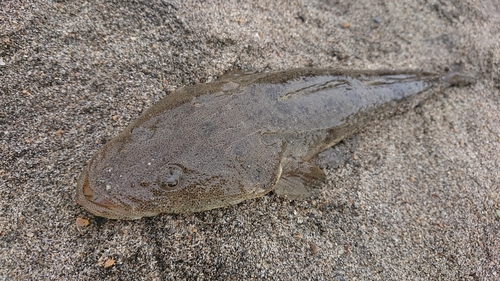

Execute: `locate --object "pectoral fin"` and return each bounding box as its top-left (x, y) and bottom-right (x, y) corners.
top-left (273, 159), bottom-right (326, 200)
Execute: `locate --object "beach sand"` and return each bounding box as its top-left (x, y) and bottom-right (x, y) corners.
top-left (1, 0), bottom-right (499, 279)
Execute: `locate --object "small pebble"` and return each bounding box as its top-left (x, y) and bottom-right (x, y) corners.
top-left (310, 243), bottom-right (319, 254)
top-left (76, 217), bottom-right (90, 227)
top-left (104, 259), bottom-right (115, 268)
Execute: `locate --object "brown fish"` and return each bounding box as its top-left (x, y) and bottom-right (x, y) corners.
top-left (76, 68), bottom-right (470, 219)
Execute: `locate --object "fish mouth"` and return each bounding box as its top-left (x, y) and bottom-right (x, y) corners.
top-left (76, 167), bottom-right (143, 220)
top-left (82, 180), bottom-right (122, 210)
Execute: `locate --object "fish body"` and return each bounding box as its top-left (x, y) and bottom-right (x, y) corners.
top-left (76, 68), bottom-right (455, 219)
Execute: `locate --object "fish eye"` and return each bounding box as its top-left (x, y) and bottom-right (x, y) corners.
top-left (158, 164), bottom-right (184, 191)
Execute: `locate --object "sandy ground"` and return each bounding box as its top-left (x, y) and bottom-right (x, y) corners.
top-left (1, 0), bottom-right (499, 280)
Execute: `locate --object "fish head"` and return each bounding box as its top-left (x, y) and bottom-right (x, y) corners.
top-left (76, 123), bottom-right (284, 220)
top-left (75, 78), bottom-right (291, 219)
top-left (77, 144), bottom-right (240, 220)
top-left (76, 157), bottom-right (201, 220)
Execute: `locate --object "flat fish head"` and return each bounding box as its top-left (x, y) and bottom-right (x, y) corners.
top-left (76, 99), bottom-right (284, 220)
top-left (75, 135), bottom-right (181, 220)
top-left (76, 146), bottom-right (203, 220)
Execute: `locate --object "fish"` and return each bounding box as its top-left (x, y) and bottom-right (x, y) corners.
top-left (76, 68), bottom-right (472, 219)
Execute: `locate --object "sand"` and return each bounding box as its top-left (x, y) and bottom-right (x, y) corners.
top-left (1, 0), bottom-right (499, 280)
